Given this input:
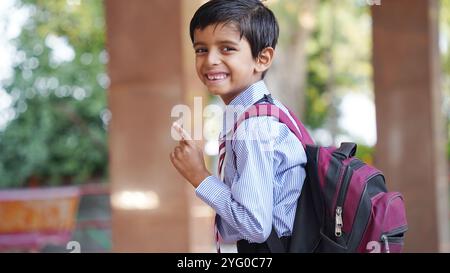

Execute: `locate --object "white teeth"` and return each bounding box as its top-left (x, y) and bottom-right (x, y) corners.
top-left (206, 73), bottom-right (227, 80)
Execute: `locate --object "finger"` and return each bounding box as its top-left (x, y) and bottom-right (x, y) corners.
top-left (169, 152), bottom-right (175, 164)
top-left (170, 152), bottom-right (181, 170)
top-left (172, 122), bottom-right (188, 138)
top-left (172, 122), bottom-right (194, 145)
top-left (174, 146), bottom-right (182, 154)
top-left (179, 139), bottom-right (190, 147)
top-left (174, 146), bottom-right (183, 159)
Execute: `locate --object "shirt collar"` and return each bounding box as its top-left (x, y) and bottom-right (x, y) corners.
top-left (221, 80), bottom-right (270, 137)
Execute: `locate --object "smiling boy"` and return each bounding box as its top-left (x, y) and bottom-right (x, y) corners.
top-left (170, 0), bottom-right (307, 253)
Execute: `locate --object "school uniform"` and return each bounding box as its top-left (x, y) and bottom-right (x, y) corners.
top-left (195, 80), bottom-right (307, 253)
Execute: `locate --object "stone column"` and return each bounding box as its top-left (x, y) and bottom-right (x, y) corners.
top-left (372, 0), bottom-right (449, 252)
top-left (105, 0), bottom-right (211, 252)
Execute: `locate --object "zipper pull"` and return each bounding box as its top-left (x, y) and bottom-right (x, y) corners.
top-left (335, 206), bottom-right (343, 237)
top-left (381, 234), bottom-right (390, 253)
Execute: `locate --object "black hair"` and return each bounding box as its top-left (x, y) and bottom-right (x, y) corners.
top-left (189, 0), bottom-right (279, 60)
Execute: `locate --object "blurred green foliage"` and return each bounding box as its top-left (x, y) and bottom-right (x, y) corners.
top-left (354, 143), bottom-right (374, 166)
top-left (269, 0), bottom-right (372, 131)
top-left (304, 0), bottom-right (372, 130)
top-left (0, 0), bottom-right (108, 188)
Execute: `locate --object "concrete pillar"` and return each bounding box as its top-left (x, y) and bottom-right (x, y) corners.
top-left (105, 0), bottom-right (212, 252)
top-left (372, 0), bottom-right (449, 252)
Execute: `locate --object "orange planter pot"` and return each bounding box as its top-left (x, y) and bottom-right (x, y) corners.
top-left (0, 186), bottom-right (80, 252)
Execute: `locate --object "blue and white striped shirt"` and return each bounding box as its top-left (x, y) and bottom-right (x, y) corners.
top-left (196, 80), bottom-right (307, 243)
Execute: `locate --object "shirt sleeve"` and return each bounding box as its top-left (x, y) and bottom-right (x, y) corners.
top-left (196, 116), bottom-right (277, 243)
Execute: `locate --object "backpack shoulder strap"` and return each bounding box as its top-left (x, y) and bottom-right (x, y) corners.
top-left (233, 98), bottom-right (314, 147)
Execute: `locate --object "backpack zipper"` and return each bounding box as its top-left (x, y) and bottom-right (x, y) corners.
top-left (380, 226), bottom-right (407, 253)
top-left (381, 234), bottom-right (390, 253)
top-left (335, 206), bottom-right (343, 237)
top-left (334, 159), bottom-right (365, 237)
top-left (335, 164), bottom-right (350, 237)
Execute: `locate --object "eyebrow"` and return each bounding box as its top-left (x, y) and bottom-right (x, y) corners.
top-left (193, 40), bottom-right (240, 47)
top-left (193, 42), bottom-right (205, 47)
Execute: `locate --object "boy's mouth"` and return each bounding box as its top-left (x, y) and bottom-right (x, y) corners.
top-left (205, 72), bottom-right (229, 82)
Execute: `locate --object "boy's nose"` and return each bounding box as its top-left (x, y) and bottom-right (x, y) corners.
top-left (206, 51), bottom-right (221, 65)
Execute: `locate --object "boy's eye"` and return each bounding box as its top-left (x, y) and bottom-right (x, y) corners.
top-left (195, 48), bottom-right (207, 54)
top-left (222, 47), bottom-right (236, 52)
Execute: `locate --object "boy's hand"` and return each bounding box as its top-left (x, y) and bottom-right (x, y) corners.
top-left (170, 122), bottom-right (211, 188)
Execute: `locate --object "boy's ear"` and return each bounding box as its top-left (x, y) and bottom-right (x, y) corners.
top-left (255, 47), bottom-right (275, 74)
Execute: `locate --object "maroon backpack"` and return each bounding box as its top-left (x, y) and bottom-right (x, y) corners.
top-left (235, 95), bottom-right (408, 253)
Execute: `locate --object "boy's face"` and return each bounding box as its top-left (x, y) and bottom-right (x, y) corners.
top-left (193, 23), bottom-right (261, 104)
